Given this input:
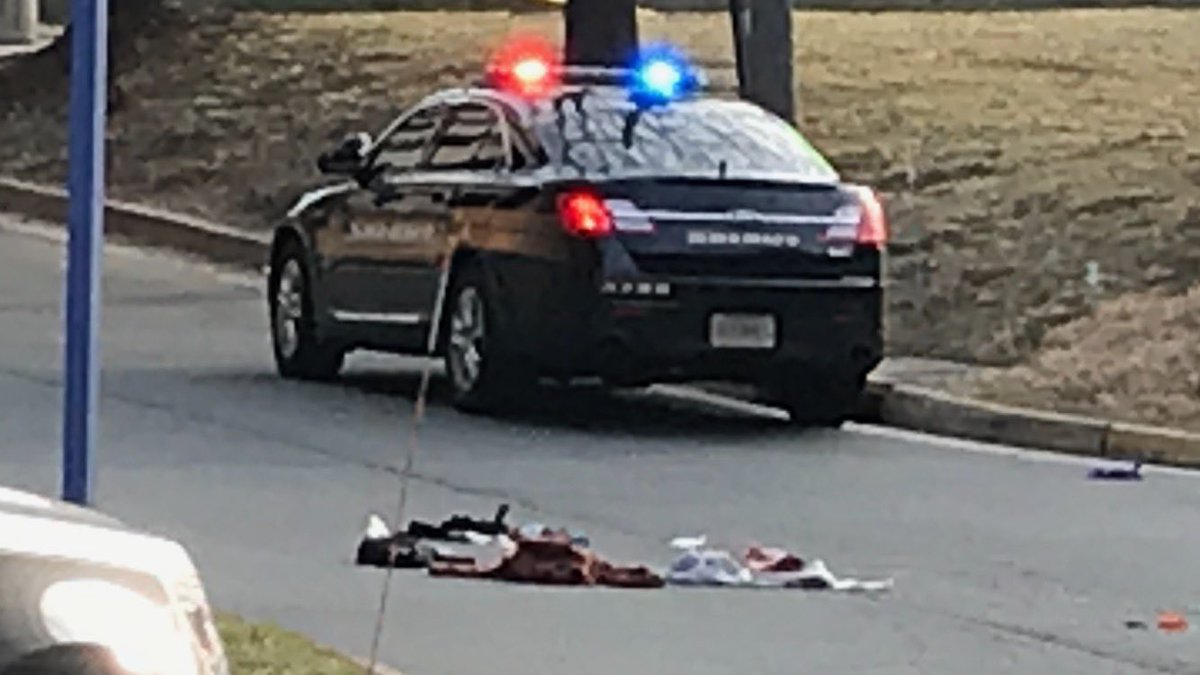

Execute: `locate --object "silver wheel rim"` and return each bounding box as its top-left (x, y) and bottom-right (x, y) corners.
top-left (448, 286), bottom-right (486, 394)
top-left (274, 259), bottom-right (304, 359)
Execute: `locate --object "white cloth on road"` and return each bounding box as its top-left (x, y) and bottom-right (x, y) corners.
top-left (664, 535), bottom-right (893, 592)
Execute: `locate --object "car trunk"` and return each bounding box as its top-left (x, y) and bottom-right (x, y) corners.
top-left (586, 177), bottom-right (879, 281)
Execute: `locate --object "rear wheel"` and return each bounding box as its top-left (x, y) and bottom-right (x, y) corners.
top-left (444, 265), bottom-right (534, 413)
top-left (763, 369), bottom-right (865, 428)
top-left (269, 243), bottom-right (345, 381)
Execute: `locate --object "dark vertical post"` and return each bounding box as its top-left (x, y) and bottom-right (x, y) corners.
top-left (728, 0), bottom-right (750, 98)
top-left (62, 0), bottom-right (109, 505)
top-left (729, 0), bottom-right (795, 124)
top-left (563, 0), bottom-right (638, 67)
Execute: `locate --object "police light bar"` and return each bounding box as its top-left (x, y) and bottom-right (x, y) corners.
top-left (484, 37), bottom-right (707, 104)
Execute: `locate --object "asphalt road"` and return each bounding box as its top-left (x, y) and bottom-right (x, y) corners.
top-left (1, 214), bottom-right (1198, 675)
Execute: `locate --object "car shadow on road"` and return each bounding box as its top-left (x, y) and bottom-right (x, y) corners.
top-left (335, 366), bottom-right (809, 441)
top-left (108, 355), bottom-right (837, 443)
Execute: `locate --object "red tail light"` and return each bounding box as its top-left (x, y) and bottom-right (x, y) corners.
top-left (847, 185), bottom-right (888, 247)
top-left (557, 191), bottom-right (613, 238)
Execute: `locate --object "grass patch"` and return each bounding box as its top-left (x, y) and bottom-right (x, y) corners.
top-left (216, 614), bottom-right (366, 675)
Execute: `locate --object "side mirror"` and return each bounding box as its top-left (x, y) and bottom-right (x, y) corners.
top-left (317, 132), bottom-right (372, 175)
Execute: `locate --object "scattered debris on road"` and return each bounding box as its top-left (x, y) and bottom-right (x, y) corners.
top-left (1125, 612), bottom-right (1191, 633)
top-left (1087, 462), bottom-right (1144, 481)
top-left (515, 522), bottom-right (590, 548)
top-left (665, 536), bottom-right (894, 592)
top-left (355, 515), bottom-right (476, 570)
top-left (353, 509), bottom-right (893, 593)
top-left (431, 536), bottom-right (665, 589)
top-left (1157, 611), bottom-right (1189, 633)
top-left (405, 504), bottom-right (512, 542)
top-left (356, 509), bottom-right (657, 587)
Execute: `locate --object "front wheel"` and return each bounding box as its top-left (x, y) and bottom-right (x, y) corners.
top-left (268, 244), bottom-right (345, 381)
top-left (444, 266), bottom-right (533, 414)
top-left (762, 369), bottom-right (866, 428)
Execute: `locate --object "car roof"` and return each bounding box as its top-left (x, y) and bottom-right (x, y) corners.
top-left (375, 84), bottom-right (839, 186)
top-left (413, 84), bottom-right (747, 128)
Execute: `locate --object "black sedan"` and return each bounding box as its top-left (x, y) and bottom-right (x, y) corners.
top-left (267, 52), bottom-right (887, 425)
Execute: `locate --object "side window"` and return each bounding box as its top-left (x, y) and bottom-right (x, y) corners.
top-left (374, 107), bottom-right (440, 171)
top-left (423, 103), bottom-right (507, 172)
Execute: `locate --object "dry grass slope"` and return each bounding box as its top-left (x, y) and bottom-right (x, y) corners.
top-left (0, 8), bottom-right (1196, 428)
top-left (961, 285), bottom-right (1200, 430)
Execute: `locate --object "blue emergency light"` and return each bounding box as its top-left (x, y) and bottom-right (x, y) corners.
top-left (627, 45), bottom-right (702, 106)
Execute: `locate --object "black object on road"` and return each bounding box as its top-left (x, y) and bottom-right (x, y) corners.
top-left (355, 531), bottom-right (430, 569)
top-left (355, 506), bottom-right (512, 570)
top-left (1088, 462), bottom-right (1143, 481)
top-left (406, 504), bottom-right (511, 542)
top-left (355, 530), bottom-right (477, 570)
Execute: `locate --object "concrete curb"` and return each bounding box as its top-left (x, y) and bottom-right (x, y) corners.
top-left (0, 177), bottom-right (270, 270)
top-left (1106, 422), bottom-right (1200, 468)
top-left (868, 382), bottom-right (1110, 456)
top-left (3, 175), bottom-right (1199, 468)
top-left (868, 381), bottom-right (1200, 469)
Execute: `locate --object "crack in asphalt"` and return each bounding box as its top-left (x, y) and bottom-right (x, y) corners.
top-left (965, 615), bottom-right (1187, 674)
top-left (0, 363), bottom-right (405, 475)
top-left (0, 290), bottom-right (258, 314)
top-left (0, 363), bottom-right (657, 544)
top-left (892, 599), bottom-right (1192, 675)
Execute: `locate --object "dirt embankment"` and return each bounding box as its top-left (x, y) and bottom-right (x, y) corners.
top-left (0, 8), bottom-right (1196, 429)
top-left (958, 284), bottom-right (1200, 430)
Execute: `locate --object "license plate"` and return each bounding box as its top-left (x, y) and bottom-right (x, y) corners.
top-left (709, 313), bottom-right (777, 349)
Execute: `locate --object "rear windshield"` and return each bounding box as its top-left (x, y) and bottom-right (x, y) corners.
top-left (529, 92), bottom-right (838, 182)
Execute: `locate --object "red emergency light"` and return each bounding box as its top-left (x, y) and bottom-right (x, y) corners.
top-left (486, 36), bottom-right (561, 98)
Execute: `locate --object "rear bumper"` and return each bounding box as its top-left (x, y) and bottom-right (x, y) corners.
top-left (581, 277), bottom-right (883, 384)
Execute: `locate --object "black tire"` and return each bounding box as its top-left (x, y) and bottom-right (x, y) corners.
top-left (2, 644), bottom-right (124, 675)
top-left (443, 264), bottom-right (534, 413)
top-left (268, 241), bottom-right (345, 381)
top-left (764, 369), bottom-right (866, 428)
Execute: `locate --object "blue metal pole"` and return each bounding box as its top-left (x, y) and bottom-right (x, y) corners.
top-left (62, 0), bottom-right (108, 505)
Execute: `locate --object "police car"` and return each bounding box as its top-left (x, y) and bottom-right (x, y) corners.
top-left (0, 486), bottom-right (228, 675)
top-left (268, 41), bottom-right (886, 425)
